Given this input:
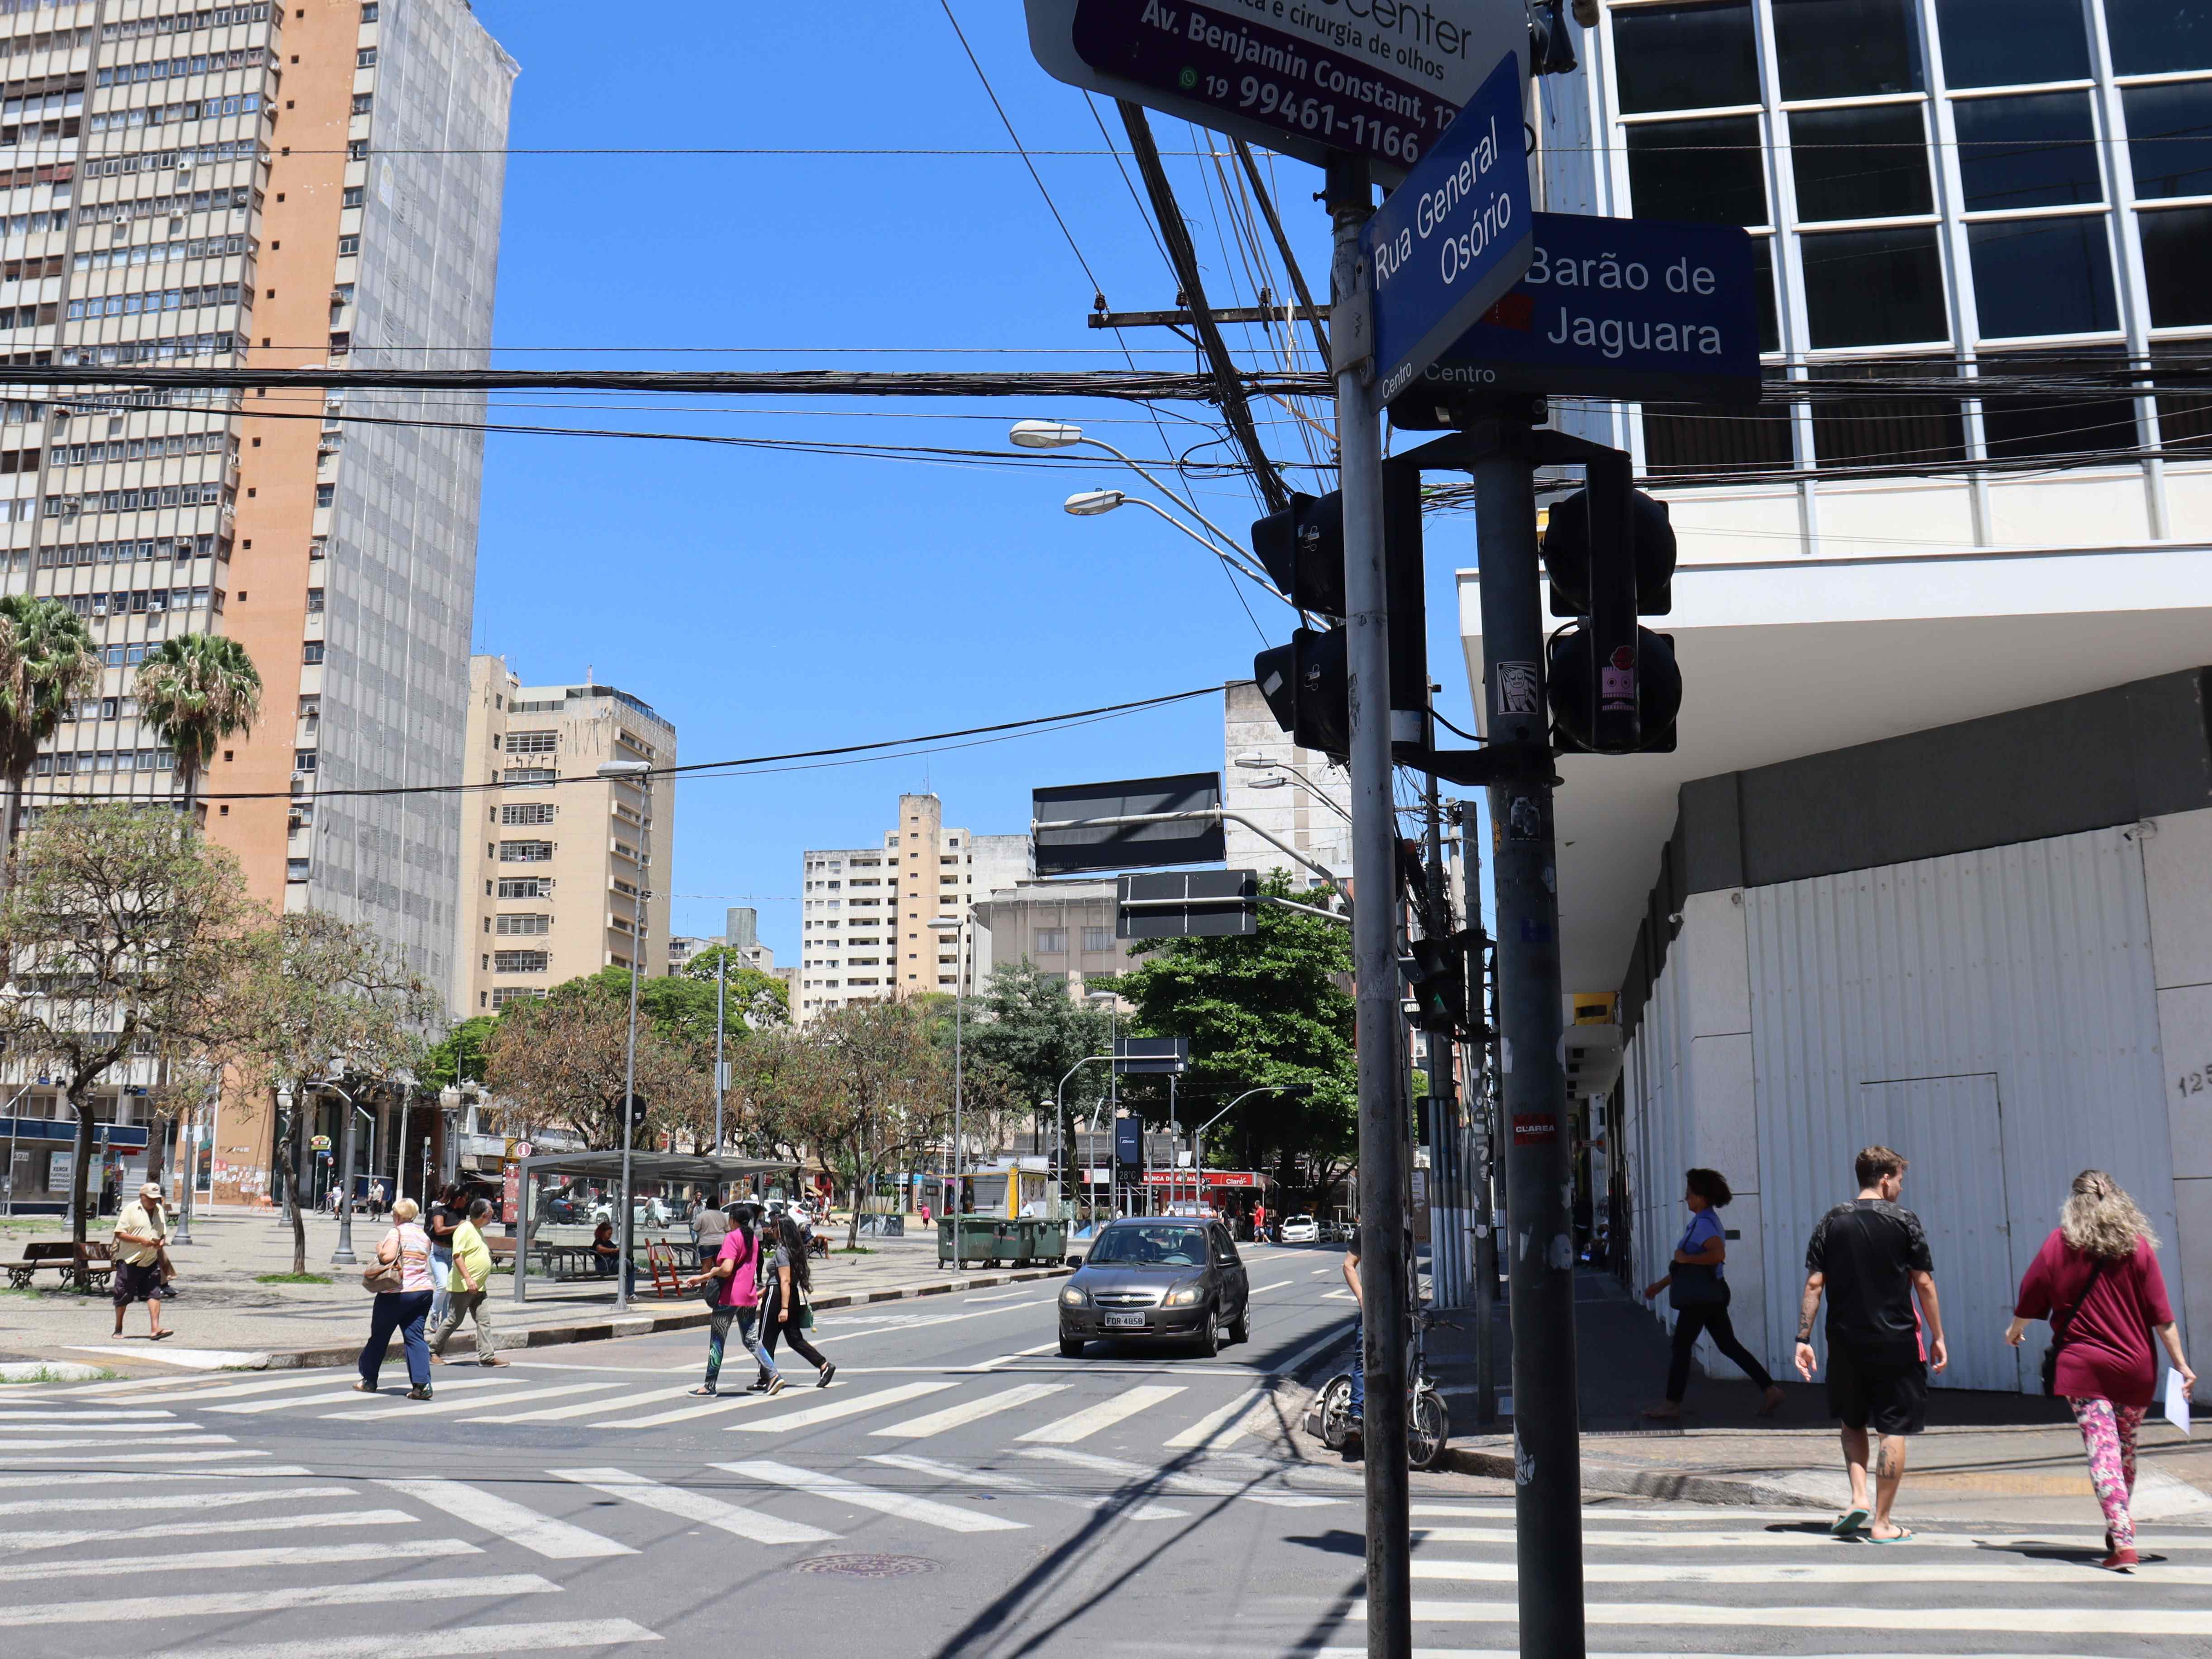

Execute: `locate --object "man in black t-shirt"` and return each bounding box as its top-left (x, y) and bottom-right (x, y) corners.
top-left (1794, 1145), bottom-right (1947, 1542)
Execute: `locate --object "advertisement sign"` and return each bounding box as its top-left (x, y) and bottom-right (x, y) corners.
top-left (1113, 1115), bottom-right (1143, 1167)
top-left (1024, 0), bottom-right (1524, 186)
top-left (501, 1163), bottom-right (519, 1226)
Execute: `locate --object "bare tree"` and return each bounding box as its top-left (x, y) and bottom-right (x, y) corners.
top-left (482, 978), bottom-right (711, 1152)
top-left (794, 1002), bottom-right (951, 1251)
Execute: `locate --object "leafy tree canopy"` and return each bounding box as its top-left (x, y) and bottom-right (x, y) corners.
top-left (965, 960), bottom-right (1114, 1119)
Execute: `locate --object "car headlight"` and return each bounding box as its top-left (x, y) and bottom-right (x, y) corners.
top-left (1164, 1283), bottom-right (1204, 1306)
top-left (1060, 1284), bottom-right (1087, 1307)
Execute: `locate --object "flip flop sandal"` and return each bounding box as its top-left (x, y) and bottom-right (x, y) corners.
top-left (1831, 1506), bottom-right (1870, 1537)
top-left (687, 1385), bottom-right (718, 1397)
top-left (149, 1330), bottom-right (173, 1341)
top-left (1865, 1528), bottom-right (1915, 1544)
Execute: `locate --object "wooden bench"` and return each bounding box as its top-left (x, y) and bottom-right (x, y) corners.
top-left (5, 1239), bottom-right (115, 1291)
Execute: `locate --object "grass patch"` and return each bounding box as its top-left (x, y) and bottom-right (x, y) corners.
top-left (0, 1364), bottom-right (117, 1384)
top-left (254, 1272), bottom-right (333, 1285)
top-left (833, 1246), bottom-right (875, 1255)
top-left (0, 1217), bottom-right (66, 1234)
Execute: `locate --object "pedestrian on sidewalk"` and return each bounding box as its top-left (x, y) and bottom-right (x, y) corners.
top-left (430, 1197), bottom-right (506, 1367)
top-left (1342, 1232), bottom-right (1365, 1428)
top-left (425, 1182), bottom-right (461, 1332)
top-left (2007, 1170), bottom-right (2196, 1571)
top-left (355, 1196), bottom-right (435, 1400)
top-left (683, 1200), bottom-right (782, 1398)
top-left (1643, 1168), bottom-right (1785, 1420)
top-left (110, 1181), bottom-right (172, 1341)
top-left (368, 1178), bottom-right (387, 1219)
top-left (1793, 1145), bottom-right (1946, 1543)
top-left (760, 1209), bottom-right (835, 1389)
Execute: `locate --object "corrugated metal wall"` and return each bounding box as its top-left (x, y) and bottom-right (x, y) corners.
top-left (1746, 825), bottom-right (2178, 1393)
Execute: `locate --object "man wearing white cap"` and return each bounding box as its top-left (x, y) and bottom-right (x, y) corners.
top-left (111, 1182), bottom-right (172, 1340)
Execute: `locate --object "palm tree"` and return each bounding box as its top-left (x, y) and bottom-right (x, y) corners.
top-left (0, 593), bottom-right (100, 873)
top-left (134, 632), bottom-right (263, 823)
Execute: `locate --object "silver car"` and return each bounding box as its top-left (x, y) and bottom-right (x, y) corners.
top-left (1057, 1218), bottom-right (1251, 1358)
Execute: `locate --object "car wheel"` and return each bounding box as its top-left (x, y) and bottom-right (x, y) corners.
top-left (1193, 1305), bottom-right (1219, 1358)
top-left (1227, 1308), bottom-right (1249, 1345)
top-left (1059, 1332), bottom-right (1084, 1358)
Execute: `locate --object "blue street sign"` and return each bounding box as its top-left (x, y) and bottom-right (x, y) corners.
top-left (1114, 1116), bottom-right (1142, 1167)
top-left (1387, 212), bottom-right (1763, 422)
top-left (1362, 52), bottom-right (1533, 403)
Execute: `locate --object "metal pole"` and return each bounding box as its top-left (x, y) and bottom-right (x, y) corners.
top-left (1421, 769), bottom-right (1464, 1310)
top-left (1473, 408), bottom-right (1585, 1659)
top-left (713, 950), bottom-right (726, 1153)
top-left (171, 1085), bottom-right (195, 1245)
top-left (951, 913), bottom-right (967, 1208)
top-left (330, 1080), bottom-right (358, 1265)
top-left (1328, 147), bottom-right (1411, 1659)
top-left (615, 771), bottom-right (647, 1315)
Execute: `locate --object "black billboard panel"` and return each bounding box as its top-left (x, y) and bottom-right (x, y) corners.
top-left (1114, 1035), bottom-right (1189, 1075)
top-left (1117, 870), bottom-right (1257, 940)
top-left (1032, 772), bottom-right (1223, 876)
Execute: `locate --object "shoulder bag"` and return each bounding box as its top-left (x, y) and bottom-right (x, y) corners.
top-left (1668, 1261), bottom-right (1727, 1309)
top-left (362, 1232), bottom-right (404, 1295)
top-left (2041, 1254), bottom-right (2108, 1396)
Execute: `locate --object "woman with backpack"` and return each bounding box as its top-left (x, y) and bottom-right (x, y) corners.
top-left (2008, 1170), bottom-right (2196, 1570)
top-left (1643, 1167), bottom-right (1786, 1420)
top-left (757, 1210), bottom-right (835, 1389)
top-left (683, 1201), bottom-right (782, 1398)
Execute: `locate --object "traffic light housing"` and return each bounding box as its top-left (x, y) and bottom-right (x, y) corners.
top-left (1252, 626), bottom-right (1350, 761)
top-left (1250, 492), bottom-right (1346, 617)
top-left (1400, 928), bottom-right (1481, 1038)
top-left (1542, 455), bottom-right (1682, 754)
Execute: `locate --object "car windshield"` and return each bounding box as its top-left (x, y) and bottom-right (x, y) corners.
top-left (1087, 1225), bottom-right (1208, 1267)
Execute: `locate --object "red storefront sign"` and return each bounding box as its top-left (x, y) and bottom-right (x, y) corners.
top-left (1140, 1170), bottom-right (1268, 1189)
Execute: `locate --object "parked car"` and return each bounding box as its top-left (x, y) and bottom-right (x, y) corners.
top-left (1057, 1217), bottom-right (1250, 1358)
top-left (1279, 1214), bottom-right (1319, 1243)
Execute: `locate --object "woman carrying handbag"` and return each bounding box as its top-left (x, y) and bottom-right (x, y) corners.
top-left (355, 1197), bottom-right (435, 1400)
top-left (758, 1210), bottom-right (835, 1389)
top-left (1644, 1168), bottom-right (1786, 1420)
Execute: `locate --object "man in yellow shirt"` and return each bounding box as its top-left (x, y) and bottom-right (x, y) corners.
top-left (430, 1196), bottom-right (504, 1365)
top-left (110, 1181), bottom-right (171, 1340)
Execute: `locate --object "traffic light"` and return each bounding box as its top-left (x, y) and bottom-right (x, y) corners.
top-left (1250, 491), bottom-right (1345, 617)
top-left (1252, 626), bottom-right (1349, 760)
top-left (1542, 456), bottom-right (1682, 754)
top-left (1400, 928), bottom-right (1481, 1037)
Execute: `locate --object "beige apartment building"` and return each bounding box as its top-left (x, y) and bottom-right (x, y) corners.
top-left (972, 878), bottom-right (1139, 999)
top-left (450, 656), bottom-right (675, 1017)
top-left (796, 792), bottom-right (1029, 1023)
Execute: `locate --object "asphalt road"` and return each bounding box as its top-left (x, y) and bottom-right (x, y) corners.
top-left (4, 1242), bottom-right (2209, 1659)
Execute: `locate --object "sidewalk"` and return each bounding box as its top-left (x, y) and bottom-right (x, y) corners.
top-left (1428, 1268), bottom-right (2212, 1522)
top-left (0, 1208), bottom-right (1066, 1378)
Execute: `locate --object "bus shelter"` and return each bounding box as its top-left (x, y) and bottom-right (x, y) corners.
top-left (509, 1151), bottom-right (799, 1304)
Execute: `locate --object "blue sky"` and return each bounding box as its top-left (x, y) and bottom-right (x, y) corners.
top-left (466, 3), bottom-right (1483, 961)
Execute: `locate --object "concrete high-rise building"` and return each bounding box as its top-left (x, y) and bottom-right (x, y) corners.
top-left (450, 656), bottom-right (675, 1017)
top-left (796, 792), bottom-right (1029, 1023)
top-left (1222, 678), bottom-right (1352, 885)
top-left (0, 0), bottom-right (513, 1208)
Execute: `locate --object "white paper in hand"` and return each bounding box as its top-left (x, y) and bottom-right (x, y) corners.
top-left (2166, 1367), bottom-right (2193, 1436)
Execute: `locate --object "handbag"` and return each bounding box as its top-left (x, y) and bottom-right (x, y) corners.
top-left (1668, 1261), bottom-right (1728, 1310)
top-left (2041, 1255), bottom-right (2108, 1396)
top-left (362, 1257), bottom-right (403, 1294)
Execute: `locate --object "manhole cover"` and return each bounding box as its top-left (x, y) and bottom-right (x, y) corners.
top-left (793, 1553), bottom-right (939, 1579)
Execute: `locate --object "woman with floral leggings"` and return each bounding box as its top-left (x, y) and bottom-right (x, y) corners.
top-left (2008, 1171), bottom-right (2196, 1570)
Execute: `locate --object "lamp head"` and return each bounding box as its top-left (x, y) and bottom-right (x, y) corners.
top-left (1063, 488), bottom-right (1124, 517)
top-left (926, 915), bottom-right (961, 933)
top-left (597, 760), bottom-right (650, 781)
top-left (1010, 419), bottom-right (1082, 450)
top-left (1232, 751), bottom-right (1276, 770)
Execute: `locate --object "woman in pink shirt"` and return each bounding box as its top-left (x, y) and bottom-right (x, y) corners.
top-left (683, 1202), bottom-right (784, 1397)
top-left (2008, 1170), bottom-right (2196, 1570)
top-left (355, 1197), bottom-right (436, 1400)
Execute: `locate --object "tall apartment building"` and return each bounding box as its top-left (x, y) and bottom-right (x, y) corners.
top-left (796, 792), bottom-right (1030, 1023)
top-left (450, 656), bottom-right (675, 1017)
top-left (0, 0), bottom-right (512, 1208)
top-left (1222, 678), bottom-right (1352, 885)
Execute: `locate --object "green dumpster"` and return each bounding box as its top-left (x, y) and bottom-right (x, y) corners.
top-left (938, 1216), bottom-right (1068, 1268)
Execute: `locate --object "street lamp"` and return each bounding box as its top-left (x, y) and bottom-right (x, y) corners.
top-left (926, 910), bottom-right (974, 1207)
top-left (1233, 750), bottom-right (1355, 825)
top-left (323, 1064), bottom-right (362, 1265)
top-left (1012, 419), bottom-right (1248, 554)
top-left (1053, 1054), bottom-right (1112, 1219)
top-left (1059, 489), bottom-right (1283, 594)
top-left (1062, 488), bottom-right (1123, 516)
top-left (1192, 1082), bottom-right (1316, 1173)
top-left (598, 757), bottom-right (653, 1311)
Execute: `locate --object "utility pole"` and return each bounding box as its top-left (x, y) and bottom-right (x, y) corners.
top-left (1328, 148), bottom-right (1411, 1659)
top-left (712, 950), bottom-right (727, 1155)
top-left (1419, 768), bottom-right (1459, 1312)
top-left (1471, 402), bottom-right (1585, 1659)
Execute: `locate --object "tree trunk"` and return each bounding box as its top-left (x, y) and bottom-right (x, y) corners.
top-left (0, 770), bottom-right (20, 899)
top-left (67, 1081), bottom-right (93, 1249)
top-left (846, 1172), bottom-right (862, 1253)
top-left (144, 1109), bottom-right (172, 1195)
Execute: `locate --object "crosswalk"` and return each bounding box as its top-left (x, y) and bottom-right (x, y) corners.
top-left (1305, 1496), bottom-right (2212, 1655)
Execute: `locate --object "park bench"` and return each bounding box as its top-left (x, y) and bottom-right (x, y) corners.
top-left (5, 1239), bottom-right (115, 1291)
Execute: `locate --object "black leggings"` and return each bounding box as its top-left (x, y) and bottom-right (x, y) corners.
top-left (760, 1283), bottom-right (829, 1372)
top-left (1667, 1291), bottom-right (1775, 1401)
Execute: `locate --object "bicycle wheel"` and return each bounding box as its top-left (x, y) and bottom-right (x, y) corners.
top-left (1407, 1383), bottom-right (1450, 1469)
top-left (1316, 1374), bottom-right (1357, 1449)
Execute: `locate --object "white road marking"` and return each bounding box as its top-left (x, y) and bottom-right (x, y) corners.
top-left (1163, 1388), bottom-right (1266, 1450)
top-left (214, 1373), bottom-right (522, 1414)
top-left (960, 1286), bottom-right (1045, 1305)
top-left (0, 1448), bottom-right (264, 1467)
top-left (64, 1345), bottom-right (270, 1371)
top-left (870, 1383), bottom-right (1069, 1439)
top-left (377, 1478), bottom-right (636, 1559)
top-left (0, 1573), bottom-right (556, 1626)
top-left (549, 1466), bottom-right (837, 1546)
top-left (0, 1484), bottom-right (351, 1520)
top-left (580, 1389), bottom-right (792, 1430)
top-left (0, 1410), bottom-right (179, 1422)
top-left (724, 1380), bottom-right (955, 1433)
top-left (1405, 1525), bottom-right (2212, 1552)
top-left (1019, 1445), bottom-right (1338, 1506)
top-left (0, 1535), bottom-right (470, 1581)
top-left (1247, 1280), bottom-right (1296, 1294)
top-left (339, 1380), bottom-right (619, 1420)
top-left (139, 1619), bottom-right (663, 1659)
top-left (0, 1432), bottom-right (231, 1450)
top-left (1309, 1267), bottom-right (1333, 1277)
top-left (0, 1464), bottom-right (310, 1487)
top-left (865, 1453), bottom-right (1189, 1520)
top-left (1354, 1602), bottom-right (2212, 1634)
top-left (974, 1342), bottom-right (1063, 1371)
top-left (499, 1382), bottom-right (717, 1424)
top-left (1, 1508), bottom-right (415, 1552)
top-left (1412, 1559), bottom-right (2212, 1585)
top-left (1016, 1385), bottom-right (1185, 1444)
top-left (1270, 1325), bottom-right (1356, 1379)
top-left (1321, 1288), bottom-right (1353, 1300)
top-left (101, 1374), bottom-right (360, 1406)
top-left (715, 1459), bottom-right (1027, 1534)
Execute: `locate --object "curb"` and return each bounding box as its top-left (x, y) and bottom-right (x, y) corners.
top-left (1439, 1442), bottom-right (1829, 1509)
top-left (229, 1266), bottom-right (1075, 1372)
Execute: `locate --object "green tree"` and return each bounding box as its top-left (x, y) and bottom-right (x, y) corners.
top-left (133, 633), bottom-right (263, 822)
top-left (1117, 872), bottom-right (1357, 1204)
top-left (0, 594), bottom-right (99, 875)
top-left (678, 944), bottom-right (789, 1028)
top-left (563, 965), bottom-right (750, 1050)
top-left (966, 960), bottom-right (1113, 1141)
top-left (422, 1013), bottom-right (499, 1088)
top-left (482, 974), bottom-right (712, 1152)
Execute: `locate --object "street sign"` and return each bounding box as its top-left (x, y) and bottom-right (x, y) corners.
top-left (624, 1093), bottom-right (649, 1130)
top-left (1114, 1035), bottom-right (1190, 1075)
top-left (1387, 213), bottom-right (1763, 423)
top-left (1116, 869), bottom-right (1257, 940)
top-left (1033, 773), bottom-right (1224, 875)
top-left (1113, 1116), bottom-right (1142, 1166)
top-left (1022, 0), bottom-right (1524, 187)
top-left (1362, 52), bottom-right (1533, 403)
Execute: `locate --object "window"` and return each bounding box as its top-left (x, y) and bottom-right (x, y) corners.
top-left (2138, 206), bottom-right (2212, 326)
top-left (301, 641), bottom-right (323, 664)
top-left (2125, 83), bottom-right (2212, 201)
top-left (356, 47), bottom-right (377, 67)
top-left (315, 483), bottom-right (334, 507)
top-left (361, 2), bottom-right (380, 17)
top-left (341, 186), bottom-right (363, 207)
top-left (1790, 105), bottom-right (1932, 221)
top-left (505, 766), bottom-right (556, 786)
top-left (1082, 926), bottom-right (1112, 953)
top-left (1967, 218), bottom-right (2116, 337)
top-left (1808, 360), bottom-right (1966, 467)
top-left (1954, 94), bottom-right (2100, 212)
top-left (506, 730), bottom-right (557, 754)
top-left (498, 841), bottom-right (553, 863)
top-left (351, 93), bottom-right (373, 114)
top-left (2105, 0), bottom-right (2212, 74)
top-left (501, 802), bottom-right (554, 826)
top-left (497, 877), bottom-right (551, 899)
top-left (493, 950), bottom-right (549, 974)
top-left (1981, 353), bottom-right (2140, 456)
top-left (293, 750), bottom-right (316, 771)
top-left (491, 987), bottom-right (543, 1009)
top-left (1800, 226), bottom-right (1948, 346)
top-left (1626, 118), bottom-right (1768, 225)
top-left (305, 586), bottom-right (324, 612)
top-left (298, 694), bottom-right (320, 720)
top-left (1612, 2), bottom-right (1759, 112)
top-left (1034, 929), bottom-right (1067, 955)
top-left (495, 914), bottom-right (549, 936)
top-left (1771, 0), bottom-right (1923, 100)
top-left (1934, 0), bottom-right (2089, 86)
top-left (347, 138), bottom-right (368, 160)
top-left (286, 857), bottom-right (308, 883)
top-left (1642, 402), bottom-right (1796, 474)
top-left (336, 234), bottom-right (359, 256)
